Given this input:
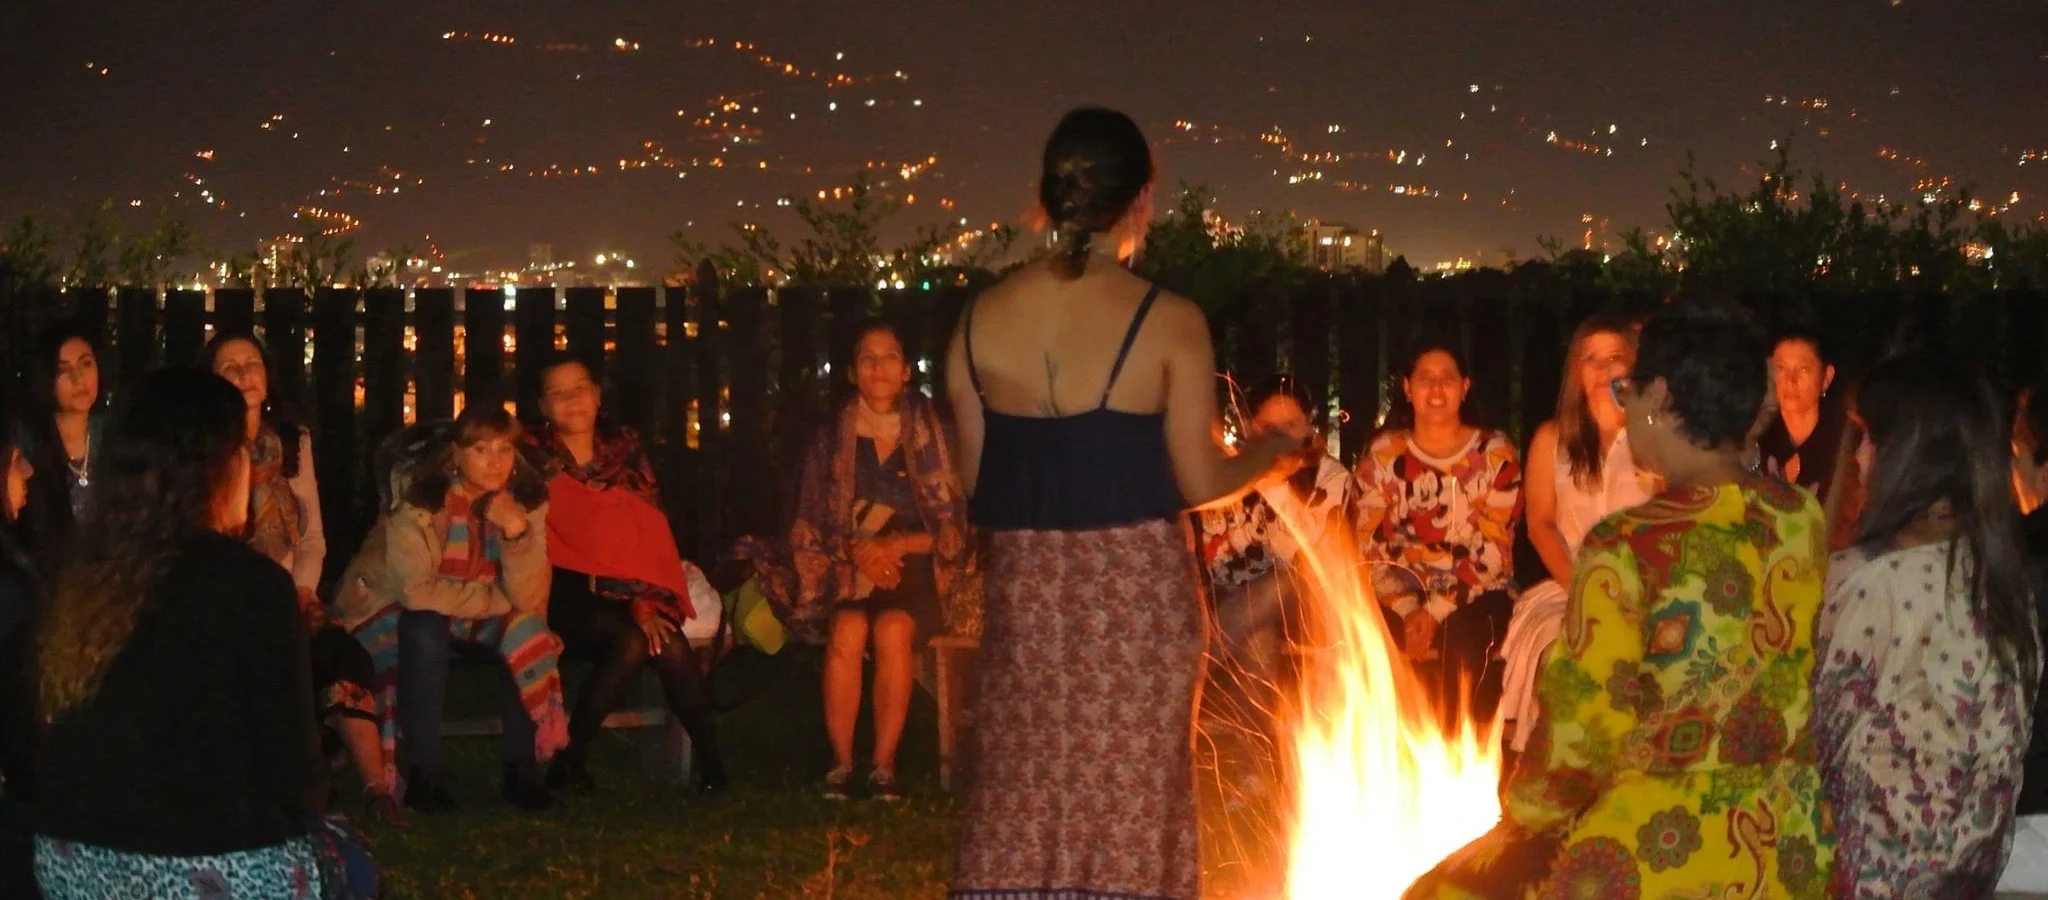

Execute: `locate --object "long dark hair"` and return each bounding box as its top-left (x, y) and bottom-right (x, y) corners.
top-left (1381, 340), bottom-right (1479, 432)
top-left (1039, 108), bottom-right (1153, 279)
top-left (1555, 314), bottom-right (1638, 488)
top-left (19, 322), bottom-right (104, 568)
top-left (40, 369), bottom-right (248, 719)
top-left (402, 404), bottom-right (548, 513)
top-left (201, 331), bottom-right (306, 478)
top-left (1852, 354), bottom-right (2038, 690)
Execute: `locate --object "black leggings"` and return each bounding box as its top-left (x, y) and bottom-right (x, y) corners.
top-left (548, 568), bottom-right (720, 762)
top-left (1383, 589), bottom-right (1514, 731)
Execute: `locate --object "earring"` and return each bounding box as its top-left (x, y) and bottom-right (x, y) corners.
top-left (1645, 413), bottom-right (1657, 426)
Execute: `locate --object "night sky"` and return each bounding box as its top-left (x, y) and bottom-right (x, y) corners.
top-left (3, 0), bottom-right (2043, 273)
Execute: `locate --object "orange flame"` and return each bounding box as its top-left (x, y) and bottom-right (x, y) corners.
top-left (1265, 490), bottom-right (1505, 898)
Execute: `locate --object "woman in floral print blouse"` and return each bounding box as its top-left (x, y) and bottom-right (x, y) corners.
top-left (1813, 354), bottom-right (2040, 898)
top-left (1406, 296), bottom-right (1831, 899)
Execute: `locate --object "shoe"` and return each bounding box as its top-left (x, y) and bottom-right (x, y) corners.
top-left (364, 786), bottom-right (405, 826)
top-left (868, 768), bottom-right (905, 803)
top-left (502, 762), bottom-right (556, 812)
top-left (696, 756), bottom-right (731, 797)
top-left (546, 749), bottom-right (598, 794)
top-left (403, 766), bottom-right (455, 814)
top-left (821, 765), bottom-right (853, 801)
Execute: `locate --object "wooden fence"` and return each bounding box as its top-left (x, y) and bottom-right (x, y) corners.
top-left (3, 269), bottom-right (2045, 583)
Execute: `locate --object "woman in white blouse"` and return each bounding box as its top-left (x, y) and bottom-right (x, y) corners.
top-left (207, 333), bottom-right (395, 821)
top-left (1499, 315), bottom-right (1654, 755)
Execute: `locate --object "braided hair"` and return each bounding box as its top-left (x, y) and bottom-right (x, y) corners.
top-left (1038, 108), bottom-right (1154, 279)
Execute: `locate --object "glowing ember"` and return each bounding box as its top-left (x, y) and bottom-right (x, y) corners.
top-left (1267, 490), bottom-right (1505, 898)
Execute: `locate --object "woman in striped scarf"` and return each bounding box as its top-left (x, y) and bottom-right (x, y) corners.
top-left (333, 406), bottom-right (566, 814)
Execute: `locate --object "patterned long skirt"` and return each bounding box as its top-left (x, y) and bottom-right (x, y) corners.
top-left (950, 519), bottom-right (1207, 900)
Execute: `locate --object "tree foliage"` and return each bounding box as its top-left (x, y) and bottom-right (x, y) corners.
top-left (0, 201), bottom-right (202, 289)
top-left (670, 170), bottom-right (1017, 288)
top-left (1134, 183), bottom-right (1308, 316)
top-left (1547, 147), bottom-right (2046, 301)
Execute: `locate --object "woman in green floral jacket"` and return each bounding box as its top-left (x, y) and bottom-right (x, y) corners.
top-left (1406, 297), bottom-right (1832, 899)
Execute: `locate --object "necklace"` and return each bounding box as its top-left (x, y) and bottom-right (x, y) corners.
top-left (67, 427), bottom-right (90, 488)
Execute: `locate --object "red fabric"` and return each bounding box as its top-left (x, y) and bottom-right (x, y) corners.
top-left (543, 473), bottom-right (695, 618)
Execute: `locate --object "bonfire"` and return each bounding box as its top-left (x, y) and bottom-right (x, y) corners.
top-left (1265, 490), bottom-right (1505, 899)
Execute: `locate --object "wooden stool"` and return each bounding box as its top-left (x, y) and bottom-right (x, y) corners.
top-left (927, 635), bottom-right (980, 791)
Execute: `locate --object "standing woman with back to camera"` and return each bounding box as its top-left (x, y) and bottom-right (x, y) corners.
top-left (945, 107), bottom-right (1303, 900)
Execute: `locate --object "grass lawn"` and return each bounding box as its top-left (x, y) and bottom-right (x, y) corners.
top-left (359, 645), bottom-right (1291, 899)
top-left (361, 646), bottom-right (963, 899)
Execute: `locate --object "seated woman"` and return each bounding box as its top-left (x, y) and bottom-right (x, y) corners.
top-left (791, 320), bottom-right (973, 801)
top-left (205, 333), bottom-right (395, 823)
top-left (19, 322), bottom-right (107, 572)
top-left (1199, 376), bottom-right (1353, 721)
top-left (1499, 315), bottom-right (1654, 754)
top-left (333, 406), bottom-right (565, 813)
top-left (1814, 355), bottom-right (2038, 897)
top-left (35, 368), bottom-right (375, 900)
top-left (0, 417), bottom-right (41, 898)
top-left (522, 352), bottom-right (728, 794)
top-left (1353, 342), bottom-right (1521, 726)
top-left (1756, 328), bottom-right (1845, 503)
top-left (1406, 297), bottom-right (1829, 899)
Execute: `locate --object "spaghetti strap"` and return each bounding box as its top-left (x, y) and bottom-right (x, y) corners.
top-left (962, 294), bottom-right (986, 397)
top-left (1099, 285), bottom-right (1163, 408)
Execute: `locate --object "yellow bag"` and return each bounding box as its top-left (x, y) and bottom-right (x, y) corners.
top-left (725, 577), bottom-right (788, 655)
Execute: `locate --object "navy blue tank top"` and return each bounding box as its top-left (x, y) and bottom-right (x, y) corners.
top-left (964, 286), bottom-right (1186, 531)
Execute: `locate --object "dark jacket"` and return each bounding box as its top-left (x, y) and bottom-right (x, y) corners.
top-left (0, 532), bottom-right (37, 803)
top-left (36, 534), bottom-right (324, 856)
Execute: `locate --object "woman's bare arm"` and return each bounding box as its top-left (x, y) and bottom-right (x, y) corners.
top-left (1524, 421), bottom-right (1576, 584)
top-left (1157, 296), bottom-right (1294, 508)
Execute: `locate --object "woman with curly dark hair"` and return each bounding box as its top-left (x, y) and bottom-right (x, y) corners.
top-left (1406, 296), bottom-right (1830, 898)
top-left (1814, 355), bottom-right (2039, 897)
top-left (33, 368), bottom-right (376, 899)
top-left (332, 405), bottom-right (565, 814)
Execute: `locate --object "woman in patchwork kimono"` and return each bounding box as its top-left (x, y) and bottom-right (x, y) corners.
top-left (333, 406), bottom-right (566, 814)
top-left (790, 320), bottom-right (975, 802)
top-left (1406, 296), bottom-right (1830, 899)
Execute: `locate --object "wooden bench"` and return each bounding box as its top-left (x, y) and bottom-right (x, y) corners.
top-left (442, 636), bottom-right (715, 784)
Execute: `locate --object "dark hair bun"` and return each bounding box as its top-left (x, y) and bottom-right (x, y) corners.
top-left (1039, 108), bottom-right (1154, 278)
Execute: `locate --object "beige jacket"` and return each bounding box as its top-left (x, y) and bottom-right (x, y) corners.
top-left (333, 501), bottom-right (551, 631)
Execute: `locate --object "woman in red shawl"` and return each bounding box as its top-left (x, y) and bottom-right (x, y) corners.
top-left (523, 353), bottom-right (727, 794)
